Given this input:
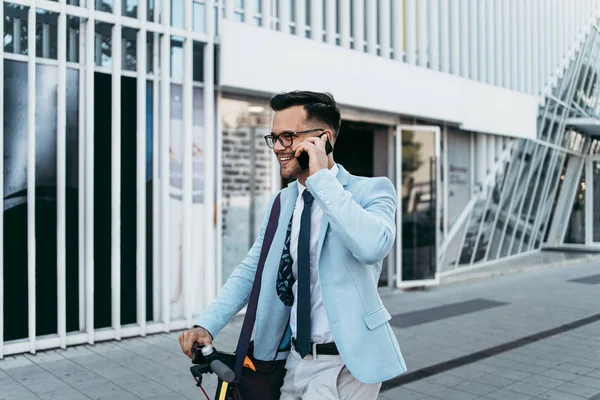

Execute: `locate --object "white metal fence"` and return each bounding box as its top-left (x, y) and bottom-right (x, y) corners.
top-left (1, 0), bottom-right (599, 358)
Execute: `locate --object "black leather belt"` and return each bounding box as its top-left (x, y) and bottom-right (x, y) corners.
top-left (292, 338), bottom-right (339, 355)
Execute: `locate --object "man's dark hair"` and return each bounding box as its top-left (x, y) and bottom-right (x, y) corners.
top-left (269, 91), bottom-right (342, 139)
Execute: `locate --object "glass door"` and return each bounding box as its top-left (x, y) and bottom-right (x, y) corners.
top-left (395, 125), bottom-right (441, 288)
top-left (586, 158), bottom-right (600, 245)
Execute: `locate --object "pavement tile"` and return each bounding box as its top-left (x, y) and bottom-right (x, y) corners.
top-left (587, 369), bottom-right (600, 379)
top-left (472, 373), bottom-right (517, 388)
top-left (537, 369), bottom-right (580, 382)
top-left (519, 374), bottom-right (564, 389)
top-left (535, 390), bottom-right (589, 400)
top-left (0, 356), bottom-right (34, 370)
top-left (570, 375), bottom-right (600, 389)
top-left (554, 362), bottom-right (595, 375)
top-left (452, 381), bottom-right (498, 396)
top-left (402, 380), bottom-right (447, 395)
top-left (430, 387), bottom-right (479, 400)
top-left (76, 382), bottom-right (137, 400)
top-left (554, 382), bottom-right (600, 398)
top-left (127, 381), bottom-right (173, 398)
top-left (143, 393), bottom-right (188, 400)
top-left (378, 387), bottom-right (426, 400)
top-left (485, 388), bottom-right (534, 400)
top-left (38, 388), bottom-right (90, 400)
top-left (504, 381), bottom-right (549, 396)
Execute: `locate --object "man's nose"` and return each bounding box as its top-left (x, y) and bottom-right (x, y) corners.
top-left (273, 139), bottom-right (285, 152)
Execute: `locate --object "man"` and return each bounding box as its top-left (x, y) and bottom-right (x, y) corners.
top-left (179, 91), bottom-right (406, 399)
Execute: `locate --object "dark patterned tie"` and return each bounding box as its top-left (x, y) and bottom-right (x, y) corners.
top-left (296, 190), bottom-right (314, 358)
top-left (276, 216), bottom-right (294, 306)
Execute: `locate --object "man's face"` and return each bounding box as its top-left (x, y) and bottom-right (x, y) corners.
top-left (271, 105), bottom-right (321, 179)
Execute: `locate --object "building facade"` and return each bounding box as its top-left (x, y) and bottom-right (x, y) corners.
top-left (1, 0), bottom-right (600, 357)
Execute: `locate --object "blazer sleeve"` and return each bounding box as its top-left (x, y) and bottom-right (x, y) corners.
top-left (306, 169), bottom-right (397, 265)
top-left (194, 193), bottom-right (278, 338)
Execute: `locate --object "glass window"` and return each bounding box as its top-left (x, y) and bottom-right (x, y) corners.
top-left (305, 0), bottom-right (310, 25)
top-left (234, 11), bottom-right (244, 21)
top-left (66, 17), bottom-right (80, 63)
top-left (193, 2), bottom-right (206, 33)
top-left (146, 32), bottom-right (155, 74)
top-left (171, 0), bottom-right (185, 28)
top-left (3, 4), bottom-right (29, 55)
top-left (253, 17), bottom-right (262, 26)
top-left (170, 37), bottom-right (184, 79)
top-left (122, 0), bottom-right (138, 17)
top-left (193, 41), bottom-right (204, 82)
top-left (592, 160), bottom-right (600, 242)
top-left (564, 167), bottom-right (586, 244)
top-left (95, 22), bottom-right (113, 68)
top-left (96, 0), bottom-right (113, 13)
top-left (234, 0), bottom-right (244, 8)
top-left (254, 0), bottom-right (261, 14)
top-left (122, 28), bottom-right (138, 71)
top-left (36, 10), bottom-right (58, 60)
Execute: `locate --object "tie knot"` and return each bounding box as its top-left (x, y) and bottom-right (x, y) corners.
top-left (302, 190), bottom-right (314, 206)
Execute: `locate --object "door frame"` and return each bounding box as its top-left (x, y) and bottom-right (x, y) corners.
top-left (395, 124), bottom-right (442, 289)
top-left (585, 156), bottom-right (600, 248)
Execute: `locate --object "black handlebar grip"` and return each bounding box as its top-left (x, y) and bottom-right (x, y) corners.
top-left (210, 360), bottom-right (235, 383)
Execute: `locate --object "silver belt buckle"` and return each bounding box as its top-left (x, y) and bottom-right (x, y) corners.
top-left (312, 342), bottom-right (318, 360)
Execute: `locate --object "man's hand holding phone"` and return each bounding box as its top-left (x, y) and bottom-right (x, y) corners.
top-left (295, 133), bottom-right (332, 176)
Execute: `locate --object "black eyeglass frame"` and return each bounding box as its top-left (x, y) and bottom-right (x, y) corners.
top-left (263, 128), bottom-right (325, 149)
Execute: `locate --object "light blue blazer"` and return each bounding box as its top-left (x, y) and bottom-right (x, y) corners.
top-left (195, 164), bottom-right (407, 384)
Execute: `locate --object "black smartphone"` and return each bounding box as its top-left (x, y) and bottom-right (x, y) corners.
top-left (297, 133), bottom-right (333, 170)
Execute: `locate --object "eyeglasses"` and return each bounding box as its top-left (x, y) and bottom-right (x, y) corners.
top-left (263, 128), bottom-right (324, 149)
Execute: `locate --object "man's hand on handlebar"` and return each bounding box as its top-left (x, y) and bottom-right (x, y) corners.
top-left (179, 326), bottom-right (213, 358)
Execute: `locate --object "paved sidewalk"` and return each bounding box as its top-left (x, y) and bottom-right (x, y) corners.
top-left (1, 256), bottom-right (600, 400)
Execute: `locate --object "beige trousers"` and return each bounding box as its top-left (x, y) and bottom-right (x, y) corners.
top-left (279, 346), bottom-right (382, 400)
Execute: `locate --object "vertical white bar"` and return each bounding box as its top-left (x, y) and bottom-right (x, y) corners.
top-left (442, 125), bottom-right (448, 238)
top-left (486, 0), bottom-right (494, 84)
top-left (279, 0), bottom-right (290, 33)
top-left (325, 0), bottom-right (336, 44)
top-left (112, 20), bottom-right (122, 340)
top-left (312, 0), bottom-right (323, 42)
top-left (339, 0), bottom-right (350, 48)
top-left (137, 0), bottom-right (148, 335)
top-left (404, 0), bottom-right (417, 65)
top-left (450, 0), bottom-right (460, 74)
top-left (531, 0), bottom-right (538, 95)
top-left (440, 0), bottom-right (450, 73)
top-left (295, 0), bottom-right (305, 36)
top-left (395, 125), bottom-right (402, 288)
top-left (494, 0), bottom-right (502, 86)
top-left (518, 0), bottom-right (525, 92)
top-left (352, 0), bottom-right (364, 51)
top-left (378, 0), bottom-right (390, 58)
top-left (366, 0), bottom-right (376, 54)
top-left (0, 0), bottom-right (4, 360)
top-left (86, 0), bottom-right (96, 346)
top-left (539, 0), bottom-right (546, 92)
top-left (160, 0), bottom-right (171, 330)
top-left (429, 0), bottom-right (440, 70)
top-left (215, 96), bottom-right (224, 290)
top-left (57, 0), bottom-right (67, 349)
top-left (546, 1), bottom-right (552, 82)
top-left (244, 0), bottom-right (253, 22)
top-left (391, 0), bottom-right (404, 60)
top-left (417, 0), bottom-right (427, 67)
top-left (183, 0), bottom-right (194, 328)
top-left (262, 0), bottom-right (271, 29)
top-left (469, 0), bottom-right (478, 80)
top-left (460, 0), bottom-right (469, 77)
top-left (225, 0), bottom-right (234, 18)
top-left (503, 0), bottom-right (510, 88)
top-left (476, 134), bottom-right (487, 194)
top-left (205, 0), bottom-right (217, 307)
top-left (152, 34), bottom-right (160, 322)
top-left (78, 27), bottom-right (85, 333)
top-left (478, 0), bottom-right (486, 82)
top-left (27, 3), bottom-right (37, 355)
top-left (559, 1), bottom-right (566, 65)
top-left (510, 0), bottom-right (518, 90)
top-left (487, 136), bottom-right (496, 174)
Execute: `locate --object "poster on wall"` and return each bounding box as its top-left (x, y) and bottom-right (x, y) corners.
top-left (169, 86), bottom-right (205, 319)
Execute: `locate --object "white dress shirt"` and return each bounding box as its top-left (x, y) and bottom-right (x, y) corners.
top-left (289, 164), bottom-right (339, 345)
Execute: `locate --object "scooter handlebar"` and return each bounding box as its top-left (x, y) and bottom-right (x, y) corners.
top-left (209, 359), bottom-right (235, 383)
